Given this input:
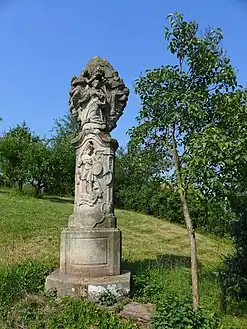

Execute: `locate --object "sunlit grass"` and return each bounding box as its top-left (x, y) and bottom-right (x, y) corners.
top-left (0, 190), bottom-right (231, 267)
top-left (0, 188), bottom-right (246, 328)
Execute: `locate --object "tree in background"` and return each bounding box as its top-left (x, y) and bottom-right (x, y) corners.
top-left (115, 146), bottom-right (172, 213)
top-left (25, 137), bottom-right (51, 197)
top-left (219, 208), bottom-right (247, 312)
top-left (0, 122), bottom-right (53, 196)
top-left (129, 12), bottom-right (247, 310)
top-left (47, 113), bottom-right (77, 195)
top-left (0, 114), bottom-right (77, 197)
top-left (0, 122), bottom-right (33, 191)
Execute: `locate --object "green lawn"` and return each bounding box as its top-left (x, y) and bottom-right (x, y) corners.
top-left (0, 189), bottom-right (245, 328)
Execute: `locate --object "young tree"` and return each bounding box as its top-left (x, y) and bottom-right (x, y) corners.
top-left (129, 12), bottom-right (247, 310)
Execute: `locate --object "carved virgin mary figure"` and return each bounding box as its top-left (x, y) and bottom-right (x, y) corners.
top-left (70, 67), bottom-right (108, 132)
top-left (78, 78), bottom-right (107, 131)
top-left (69, 58), bottom-right (129, 134)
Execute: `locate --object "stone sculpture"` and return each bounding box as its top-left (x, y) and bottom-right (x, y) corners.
top-left (45, 57), bottom-right (130, 300)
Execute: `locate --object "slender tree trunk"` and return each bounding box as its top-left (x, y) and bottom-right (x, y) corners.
top-left (31, 179), bottom-right (44, 198)
top-left (35, 185), bottom-right (41, 198)
top-left (18, 180), bottom-right (23, 192)
top-left (180, 188), bottom-right (199, 310)
top-left (171, 124), bottom-right (199, 311)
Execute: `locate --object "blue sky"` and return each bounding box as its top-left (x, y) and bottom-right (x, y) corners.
top-left (0, 0), bottom-right (246, 146)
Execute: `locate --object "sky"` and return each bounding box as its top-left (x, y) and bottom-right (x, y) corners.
top-left (0, 0), bottom-right (246, 146)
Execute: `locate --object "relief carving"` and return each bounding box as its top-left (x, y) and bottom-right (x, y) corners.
top-left (69, 57), bottom-right (129, 134)
top-left (77, 141), bottom-right (103, 207)
top-left (69, 57), bottom-right (129, 229)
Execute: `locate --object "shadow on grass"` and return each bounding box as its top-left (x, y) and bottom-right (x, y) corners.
top-left (43, 196), bottom-right (74, 204)
top-left (122, 253), bottom-right (203, 274)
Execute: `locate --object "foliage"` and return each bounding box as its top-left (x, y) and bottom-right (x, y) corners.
top-left (0, 260), bottom-right (52, 321)
top-left (98, 289), bottom-right (118, 306)
top-left (132, 268), bottom-right (220, 329)
top-left (51, 112), bottom-right (79, 139)
top-left (5, 295), bottom-right (137, 329)
top-left (47, 134), bottom-right (75, 196)
top-left (0, 122), bottom-right (34, 191)
top-left (129, 11), bottom-right (247, 309)
top-left (25, 137), bottom-right (52, 196)
top-left (129, 11), bottom-right (247, 217)
top-left (115, 146), bottom-right (166, 206)
top-left (0, 122), bottom-right (54, 196)
top-left (0, 115), bottom-right (77, 197)
top-left (0, 261), bottom-right (136, 329)
top-left (152, 295), bottom-right (219, 329)
top-left (115, 149), bottom-right (228, 236)
top-left (47, 113), bottom-right (77, 196)
top-left (220, 208), bottom-right (247, 313)
top-left (115, 148), bottom-right (185, 230)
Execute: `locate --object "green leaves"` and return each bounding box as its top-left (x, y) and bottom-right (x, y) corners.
top-left (0, 122), bottom-right (34, 188)
top-left (130, 11), bottom-right (247, 211)
top-left (0, 117), bottom-right (76, 196)
top-left (46, 113), bottom-right (77, 196)
top-left (165, 12), bottom-right (199, 60)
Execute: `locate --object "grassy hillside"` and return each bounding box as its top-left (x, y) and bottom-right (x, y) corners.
top-left (0, 189), bottom-right (245, 328)
top-left (0, 189), bottom-right (230, 267)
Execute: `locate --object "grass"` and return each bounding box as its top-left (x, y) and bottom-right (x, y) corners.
top-left (0, 189), bottom-right (230, 267)
top-left (0, 188), bottom-right (245, 328)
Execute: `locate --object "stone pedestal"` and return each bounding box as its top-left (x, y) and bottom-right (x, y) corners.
top-left (45, 226), bottom-right (130, 299)
top-left (60, 228), bottom-right (121, 277)
top-left (45, 57), bottom-right (130, 301)
top-left (45, 269), bottom-right (131, 301)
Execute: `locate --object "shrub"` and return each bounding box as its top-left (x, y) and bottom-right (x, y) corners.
top-left (132, 267), bottom-right (220, 329)
top-left (0, 261), bottom-right (136, 328)
top-left (219, 208), bottom-right (247, 311)
top-left (5, 295), bottom-right (137, 329)
top-left (153, 295), bottom-right (219, 329)
top-left (0, 260), bottom-right (54, 321)
top-left (116, 181), bottom-right (228, 237)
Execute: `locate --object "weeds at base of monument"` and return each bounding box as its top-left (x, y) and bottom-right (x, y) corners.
top-left (98, 289), bottom-right (121, 306)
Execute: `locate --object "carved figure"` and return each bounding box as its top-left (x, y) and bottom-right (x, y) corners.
top-left (69, 57), bottom-right (129, 133)
top-left (69, 57), bottom-right (129, 228)
top-left (77, 141), bottom-right (103, 206)
top-left (78, 79), bottom-right (107, 131)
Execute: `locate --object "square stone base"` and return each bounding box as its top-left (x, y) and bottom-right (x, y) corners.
top-left (60, 228), bottom-right (121, 277)
top-left (45, 269), bottom-right (131, 301)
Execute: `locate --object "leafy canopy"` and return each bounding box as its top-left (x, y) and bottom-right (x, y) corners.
top-left (129, 12), bottom-right (247, 202)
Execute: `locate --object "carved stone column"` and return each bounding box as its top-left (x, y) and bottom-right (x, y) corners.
top-left (45, 57), bottom-right (130, 300)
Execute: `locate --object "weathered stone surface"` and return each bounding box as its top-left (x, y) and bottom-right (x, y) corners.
top-left (120, 302), bottom-right (156, 327)
top-left (69, 131), bottom-right (118, 230)
top-left (45, 57), bottom-right (130, 300)
top-left (45, 269), bottom-right (130, 301)
top-left (60, 228), bottom-right (121, 277)
top-left (69, 56), bottom-right (129, 134)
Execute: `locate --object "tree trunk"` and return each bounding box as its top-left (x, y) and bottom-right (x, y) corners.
top-left (180, 188), bottom-right (199, 311)
top-left (18, 180), bottom-right (23, 192)
top-left (34, 186), bottom-right (41, 198)
top-left (171, 124), bottom-right (199, 311)
top-left (32, 179), bottom-right (44, 198)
